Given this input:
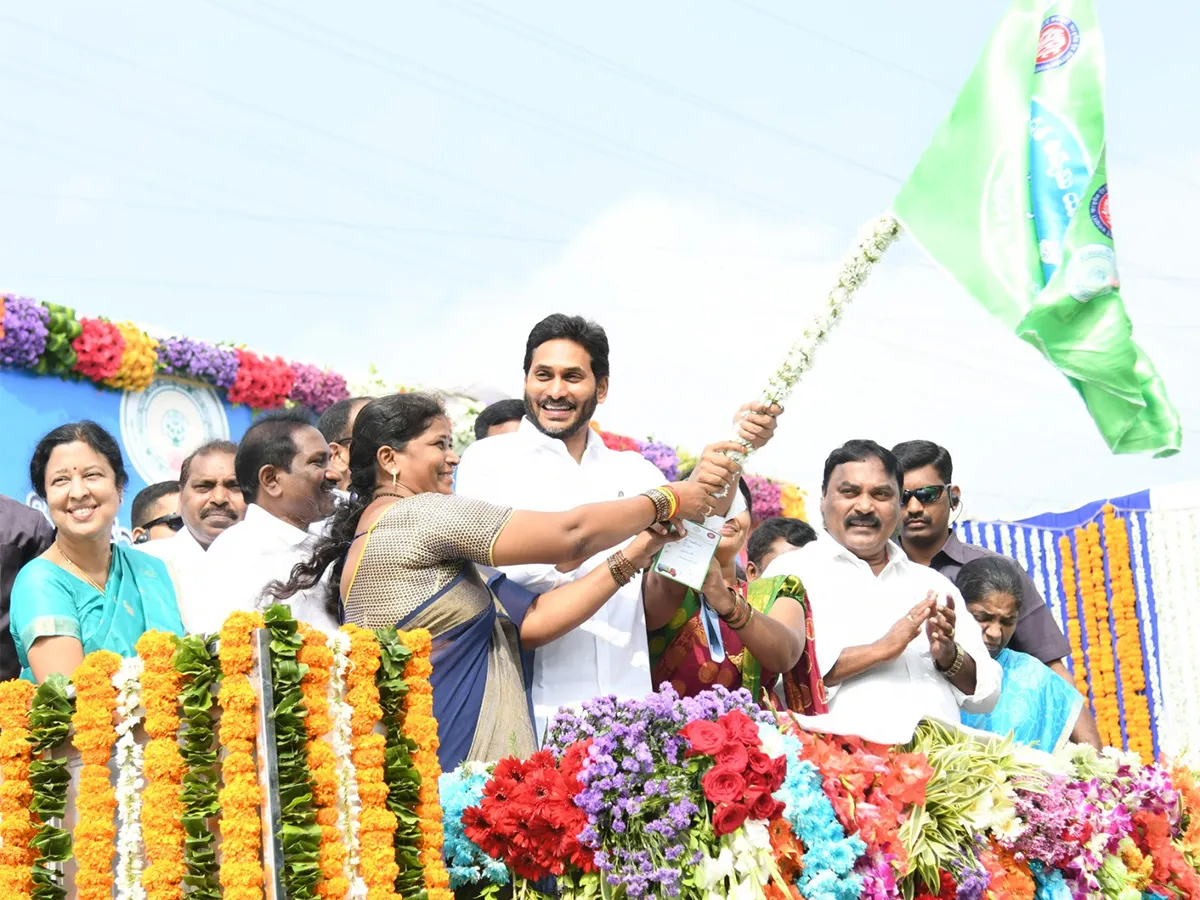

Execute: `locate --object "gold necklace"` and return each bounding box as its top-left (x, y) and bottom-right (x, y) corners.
top-left (55, 542), bottom-right (109, 595)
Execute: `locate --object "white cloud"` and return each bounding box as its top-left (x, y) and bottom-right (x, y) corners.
top-left (382, 192), bottom-right (1199, 522)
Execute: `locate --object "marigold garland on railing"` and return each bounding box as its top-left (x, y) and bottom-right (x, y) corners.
top-left (263, 607), bottom-right (322, 900)
top-left (173, 635), bottom-right (222, 900)
top-left (398, 629), bottom-right (453, 900)
top-left (373, 629), bottom-right (424, 900)
top-left (1101, 505), bottom-right (1153, 761)
top-left (216, 613), bottom-right (266, 900)
top-left (1081, 523), bottom-right (1121, 746)
top-left (136, 632), bottom-right (186, 900)
top-left (343, 623), bottom-right (400, 900)
top-left (70, 651), bottom-right (121, 900)
top-left (27, 675), bottom-right (73, 900)
top-left (1058, 536), bottom-right (1089, 696)
top-left (296, 625), bottom-right (345, 900)
top-left (0, 679), bottom-right (37, 900)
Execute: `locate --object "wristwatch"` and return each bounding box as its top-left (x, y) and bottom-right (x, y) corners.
top-left (937, 643), bottom-right (965, 678)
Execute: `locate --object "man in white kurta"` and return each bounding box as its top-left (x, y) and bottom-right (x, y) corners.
top-left (764, 440), bottom-right (1001, 744)
top-left (180, 412), bottom-right (340, 636)
top-left (454, 314), bottom-right (773, 736)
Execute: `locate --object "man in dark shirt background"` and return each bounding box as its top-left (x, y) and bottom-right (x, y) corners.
top-left (0, 494), bottom-right (54, 680)
top-left (891, 440), bottom-right (1075, 670)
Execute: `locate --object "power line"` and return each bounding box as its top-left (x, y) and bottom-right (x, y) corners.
top-left (434, 0), bottom-right (904, 184)
top-left (198, 0), bottom-right (815, 220)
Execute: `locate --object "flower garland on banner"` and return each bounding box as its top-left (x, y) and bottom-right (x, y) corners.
top-left (70, 651), bottom-right (121, 900)
top-left (1080, 523), bottom-right (1121, 746)
top-left (36, 303), bottom-right (81, 377)
top-left (113, 655), bottom-right (147, 900)
top-left (216, 612), bottom-right (266, 900)
top-left (327, 630), bottom-right (368, 900)
top-left (156, 336), bottom-right (239, 388)
top-left (0, 295), bottom-right (49, 369)
top-left (72, 317), bottom-right (125, 382)
top-left (227, 349), bottom-right (295, 409)
top-left (136, 632), bottom-right (186, 900)
top-left (0, 679), bottom-right (37, 900)
top-left (372, 630), bottom-right (423, 899)
top-left (1102, 505), bottom-right (1153, 760)
top-left (397, 628), bottom-right (453, 900)
top-left (174, 635), bottom-right (222, 900)
top-left (342, 623), bottom-right (400, 900)
top-left (27, 675), bottom-right (73, 900)
top-left (104, 322), bottom-right (159, 392)
top-left (1058, 536), bottom-right (1089, 697)
top-left (297, 624), bottom-right (346, 900)
top-left (263, 607), bottom-right (322, 900)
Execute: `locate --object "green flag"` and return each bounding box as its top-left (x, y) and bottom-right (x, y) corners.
top-left (893, 0), bottom-right (1181, 457)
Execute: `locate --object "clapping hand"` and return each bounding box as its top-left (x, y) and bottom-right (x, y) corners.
top-left (926, 593), bottom-right (958, 670)
top-left (882, 591), bottom-right (937, 660)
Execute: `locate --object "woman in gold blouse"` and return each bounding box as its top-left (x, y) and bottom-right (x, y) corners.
top-left (273, 392), bottom-right (714, 770)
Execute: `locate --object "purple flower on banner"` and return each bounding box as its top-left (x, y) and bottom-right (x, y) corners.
top-left (638, 440), bottom-right (680, 481)
top-left (157, 335), bottom-right (239, 388)
top-left (0, 295), bottom-right (50, 369)
top-left (289, 362), bottom-right (325, 411)
top-left (744, 473), bottom-right (782, 521)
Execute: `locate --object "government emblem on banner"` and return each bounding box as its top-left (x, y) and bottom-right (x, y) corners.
top-left (1036, 15), bottom-right (1080, 72)
top-left (119, 376), bottom-right (231, 484)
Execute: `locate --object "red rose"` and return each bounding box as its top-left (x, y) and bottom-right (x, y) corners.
top-left (712, 801), bottom-right (749, 836)
top-left (748, 750), bottom-right (775, 775)
top-left (746, 771), bottom-right (770, 795)
top-left (720, 709), bottom-right (762, 746)
top-left (769, 754), bottom-right (789, 793)
top-left (747, 790), bottom-right (784, 821)
top-left (702, 765), bottom-right (747, 804)
top-left (681, 719), bottom-right (729, 757)
top-left (715, 740), bottom-right (749, 772)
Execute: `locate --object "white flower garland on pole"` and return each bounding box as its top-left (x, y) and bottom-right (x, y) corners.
top-left (328, 630), bottom-right (369, 900)
top-left (113, 654), bottom-right (146, 900)
top-left (723, 213), bottom-right (902, 468)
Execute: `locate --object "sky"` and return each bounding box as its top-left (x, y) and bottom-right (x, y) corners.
top-left (1, 0), bottom-right (1198, 521)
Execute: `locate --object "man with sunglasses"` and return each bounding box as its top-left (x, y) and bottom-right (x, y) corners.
top-left (891, 441), bottom-right (1073, 675)
top-left (318, 396), bottom-right (370, 494)
top-left (131, 481), bottom-right (183, 544)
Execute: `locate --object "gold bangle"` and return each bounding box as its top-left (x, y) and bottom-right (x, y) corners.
top-left (940, 644), bottom-right (966, 678)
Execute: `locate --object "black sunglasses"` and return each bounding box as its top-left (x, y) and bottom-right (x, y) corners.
top-left (901, 484), bottom-right (953, 505)
top-left (142, 512), bottom-right (184, 532)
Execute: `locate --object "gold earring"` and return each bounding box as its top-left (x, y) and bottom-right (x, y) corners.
top-left (391, 470), bottom-right (398, 487)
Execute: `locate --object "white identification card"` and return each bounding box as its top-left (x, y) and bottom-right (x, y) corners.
top-left (651, 515), bottom-right (724, 592)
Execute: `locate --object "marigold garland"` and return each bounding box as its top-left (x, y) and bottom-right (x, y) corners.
top-left (397, 628), bottom-right (452, 900)
top-left (342, 623), bottom-right (399, 900)
top-left (103, 321), bottom-right (159, 392)
top-left (1102, 505), bottom-right (1153, 761)
top-left (1079, 523), bottom-right (1120, 746)
top-left (135, 632), bottom-right (187, 900)
top-left (70, 651), bottom-right (121, 900)
top-left (0, 679), bottom-right (37, 900)
top-left (298, 625), bottom-right (347, 900)
top-left (1058, 536), bottom-right (1089, 698)
top-left (217, 612), bottom-right (266, 900)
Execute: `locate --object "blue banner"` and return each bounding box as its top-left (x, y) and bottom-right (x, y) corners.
top-left (0, 369), bottom-right (253, 540)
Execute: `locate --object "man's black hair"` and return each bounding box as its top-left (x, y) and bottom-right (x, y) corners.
top-left (746, 517), bottom-right (818, 569)
top-left (235, 408), bottom-right (315, 503)
top-left (131, 481), bottom-right (180, 529)
top-left (473, 399), bottom-right (527, 441)
top-left (821, 439), bottom-right (903, 494)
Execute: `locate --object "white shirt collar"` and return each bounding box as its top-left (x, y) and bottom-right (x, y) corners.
top-left (814, 532), bottom-right (909, 572)
top-left (515, 416), bottom-right (609, 464)
top-left (243, 503), bottom-right (313, 548)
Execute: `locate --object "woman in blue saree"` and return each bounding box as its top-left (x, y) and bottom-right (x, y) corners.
top-left (10, 421), bottom-right (186, 683)
top-left (271, 393), bottom-right (717, 772)
top-left (957, 556), bottom-right (1101, 751)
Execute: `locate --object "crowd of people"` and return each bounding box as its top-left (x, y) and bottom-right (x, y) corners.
top-left (0, 312), bottom-right (1101, 773)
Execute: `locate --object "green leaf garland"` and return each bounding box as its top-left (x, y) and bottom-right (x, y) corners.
top-left (28, 675), bottom-right (74, 900)
top-left (174, 634), bottom-right (223, 900)
top-left (263, 605), bottom-right (322, 900)
top-left (375, 627), bottom-right (425, 900)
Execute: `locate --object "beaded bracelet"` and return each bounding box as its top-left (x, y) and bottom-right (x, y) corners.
top-left (641, 487), bottom-right (675, 523)
top-left (606, 551), bottom-right (638, 587)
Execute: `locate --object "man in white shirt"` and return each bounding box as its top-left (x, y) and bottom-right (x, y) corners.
top-left (455, 313), bottom-right (779, 735)
top-left (763, 439), bottom-right (1001, 744)
top-left (317, 396), bottom-right (369, 494)
top-left (141, 440), bottom-right (244, 579)
top-left (185, 410), bottom-right (340, 635)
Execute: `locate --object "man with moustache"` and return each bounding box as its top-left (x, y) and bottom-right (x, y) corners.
top-left (455, 313), bottom-right (780, 735)
top-left (763, 440), bottom-right (1001, 742)
top-left (189, 411), bottom-right (340, 635)
top-left (141, 441), bottom-right (245, 576)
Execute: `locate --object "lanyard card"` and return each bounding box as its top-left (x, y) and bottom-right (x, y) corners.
top-left (652, 515), bottom-right (724, 592)
top-left (697, 593), bottom-right (727, 663)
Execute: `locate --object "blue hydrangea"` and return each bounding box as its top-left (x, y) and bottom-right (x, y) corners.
top-left (439, 766), bottom-right (510, 889)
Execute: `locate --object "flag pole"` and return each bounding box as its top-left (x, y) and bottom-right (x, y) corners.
top-left (722, 213), bottom-right (902, 470)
